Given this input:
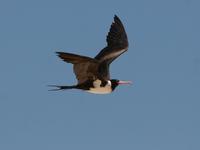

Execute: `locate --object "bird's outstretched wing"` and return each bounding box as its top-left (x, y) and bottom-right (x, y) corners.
top-left (95, 15), bottom-right (128, 64)
top-left (56, 52), bottom-right (95, 64)
top-left (56, 52), bottom-right (99, 84)
top-left (94, 15), bottom-right (128, 80)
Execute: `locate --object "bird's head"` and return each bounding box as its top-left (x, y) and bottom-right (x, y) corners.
top-left (110, 79), bottom-right (132, 91)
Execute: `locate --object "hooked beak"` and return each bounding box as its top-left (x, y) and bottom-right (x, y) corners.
top-left (118, 80), bottom-right (133, 85)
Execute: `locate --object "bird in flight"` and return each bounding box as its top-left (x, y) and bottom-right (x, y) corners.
top-left (50, 15), bottom-right (132, 94)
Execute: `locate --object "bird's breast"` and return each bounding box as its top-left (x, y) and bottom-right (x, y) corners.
top-left (86, 79), bottom-right (112, 94)
top-left (87, 86), bottom-right (112, 94)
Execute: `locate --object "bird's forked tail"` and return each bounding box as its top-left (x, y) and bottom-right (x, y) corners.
top-left (48, 85), bottom-right (77, 91)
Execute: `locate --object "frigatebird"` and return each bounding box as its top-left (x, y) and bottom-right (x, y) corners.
top-left (50, 15), bottom-right (132, 94)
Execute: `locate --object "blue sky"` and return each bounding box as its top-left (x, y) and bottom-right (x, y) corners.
top-left (0, 0), bottom-right (200, 149)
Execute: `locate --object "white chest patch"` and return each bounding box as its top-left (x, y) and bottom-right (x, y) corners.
top-left (87, 79), bottom-right (112, 94)
top-left (87, 86), bottom-right (112, 94)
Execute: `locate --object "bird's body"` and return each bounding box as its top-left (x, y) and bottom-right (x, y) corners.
top-left (50, 15), bottom-right (132, 94)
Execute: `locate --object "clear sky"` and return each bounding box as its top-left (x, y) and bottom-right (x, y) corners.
top-left (0, 0), bottom-right (200, 149)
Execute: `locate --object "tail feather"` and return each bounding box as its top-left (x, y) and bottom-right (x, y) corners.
top-left (48, 85), bottom-right (76, 91)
